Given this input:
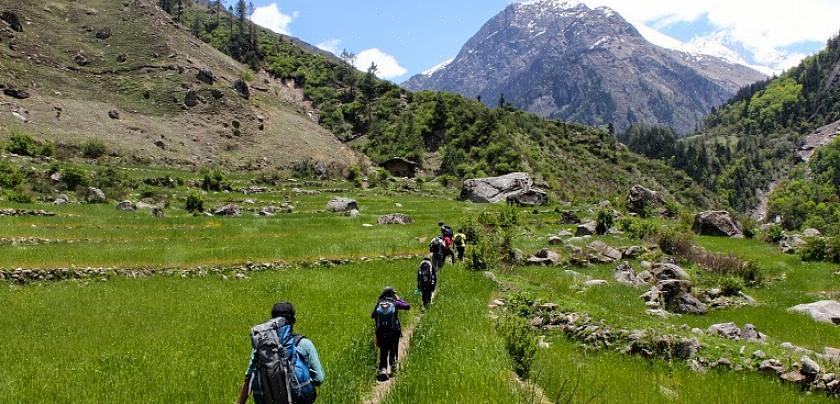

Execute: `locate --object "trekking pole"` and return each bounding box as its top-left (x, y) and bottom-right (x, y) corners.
top-left (237, 376), bottom-right (250, 404)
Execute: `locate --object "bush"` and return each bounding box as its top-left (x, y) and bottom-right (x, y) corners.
top-left (4, 190), bottom-right (33, 204)
top-left (497, 315), bottom-right (537, 380)
top-left (6, 131), bottom-right (54, 157)
top-left (719, 276), bottom-right (745, 296)
top-left (468, 236), bottom-right (498, 271)
top-left (185, 193), bottom-right (205, 213)
top-left (81, 140), bottom-right (107, 159)
top-left (617, 217), bottom-right (657, 240)
top-left (60, 165), bottom-right (90, 190)
top-left (595, 208), bottom-right (614, 235)
top-left (763, 224), bottom-right (785, 243)
top-left (801, 237), bottom-right (840, 263)
top-left (497, 204), bottom-right (520, 228)
top-left (692, 249), bottom-right (763, 286)
top-left (200, 167), bottom-right (227, 192)
top-left (456, 214), bottom-right (481, 244)
top-left (0, 159), bottom-right (24, 189)
top-left (657, 228), bottom-right (695, 259)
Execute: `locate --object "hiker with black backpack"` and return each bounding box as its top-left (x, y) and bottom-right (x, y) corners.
top-left (416, 257), bottom-right (436, 309)
top-left (429, 236), bottom-right (446, 270)
top-left (239, 302), bottom-right (325, 404)
top-left (371, 287), bottom-right (410, 382)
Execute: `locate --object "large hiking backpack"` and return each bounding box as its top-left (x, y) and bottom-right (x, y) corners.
top-left (250, 318), bottom-right (313, 404)
top-left (429, 237), bottom-right (444, 254)
top-left (441, 225), bottom-right (454, 238)
top-left (418, 260), bottom-right (435, 289)
top-left (374, 299), bottom-right (398, 335)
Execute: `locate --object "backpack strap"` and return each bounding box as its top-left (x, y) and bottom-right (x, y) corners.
top-left (292, 333), bottom-right (306, 347)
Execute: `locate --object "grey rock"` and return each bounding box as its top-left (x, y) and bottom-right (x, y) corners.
top-left (575, 222), bottom-right (597, 236)
top-left (759, 359), bottom-right (785, 375)
top-left (108, 109), bottom-right (120, 119)
top-left (184, 89), bottom-right (200, 107)
top-left (116, 200), bottom-right (136, 211)
top-left (741, 323), bottom-right (767, 343)
top-left (506, 188), bottom-right (549, 206)
top-left (196, 68), bottom-right (214, 85)
top-left (3, 84), bottom-right (30, 99)
top-left (527, 248), bottom-right (562, 266)
top-left (780, 370), bottom-right (808, 384)
top-left (623, 246), bottom-right (643, 258)
top-left (1, 11), bottom-right (23, 32)
top-left (752, 350), bottom-right (766, 359)
top-left (613, 262), bottom-right (647, 287)
top-left (73, 52), bottom-right (88, 66)
top-left (627, 185), bottom-right (663, 215)
top-left (803, 228), bottom-right (822, 237)
top-left (346, 209), bottom-right (360, 218)
top-left (460, 172), bottom-right (533, 203)
top-left (583, 279), bottom-right (608, 287)
top-left (789, 300), bottom-right (840, 325)
top-left (588, 240), bottom-right (622, 262)
top-left (378, 213), bottom-right (412, 225)
top-left (233, 79), bottom-right (251, 99)
top-left (152, 207), bottom-right (165, 218)
top-left (326, 197), bottom-right (358, 213)
top-left (800, 355), bottom-right (821, 377)
top-left (213, 204), bottom-right (241, 216)
top-left (674, 337), bottom-right (700, 359)
top-left (557, 230), bottom-right (573, 237)
top-left (693, 211), bottom-right (743, 237)
top-left (548, 236), bottom-right (563, 245)
top-left (84, 187), bottom-right (106, 204)
top-left (651, 263), bottom-right (690, 281)
top-left (667, 290), bottom-right (707, 315)
top-left (707, 322), bottom-right (742, 340)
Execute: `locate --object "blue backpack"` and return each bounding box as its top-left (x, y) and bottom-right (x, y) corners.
top-left (374, 299), bottom-right (398, 335)
top-left (250, 318), bottom-right (314, 404)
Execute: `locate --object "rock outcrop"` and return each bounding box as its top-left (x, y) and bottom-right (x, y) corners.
top-left (378, 213), bottom-right (412, 225)
top-left (789, 300), bottom-right (840, 325)
top-left (84, 187), bottom-right (106, 204)
top-left (460, 172), bottom-right (533, 203)
top-left (693, 211), bottom-right (743, 237)
top-left (627, 185), bottom-right (663, 215)
top-left (326, 197), bottom-right (358, 213)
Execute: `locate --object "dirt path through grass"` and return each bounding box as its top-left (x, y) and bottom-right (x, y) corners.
top-left (362, 292), bottom-right (435, 404)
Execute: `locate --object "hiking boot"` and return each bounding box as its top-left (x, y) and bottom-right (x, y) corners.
top-left (376, 369), bottom-right (389, 382)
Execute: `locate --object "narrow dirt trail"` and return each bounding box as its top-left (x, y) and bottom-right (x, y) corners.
top-left (361, 292), bottom-right (435, 404)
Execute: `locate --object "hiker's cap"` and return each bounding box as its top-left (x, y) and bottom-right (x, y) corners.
top-left (271, 301), bottom-right (296, 323)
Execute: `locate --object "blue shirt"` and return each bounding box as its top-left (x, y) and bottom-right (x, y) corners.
top-left (245, 337), bottom-right (325, 386)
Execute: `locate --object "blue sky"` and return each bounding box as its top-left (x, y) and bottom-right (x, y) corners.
top-left (247, 0), bottom-right (839, 81)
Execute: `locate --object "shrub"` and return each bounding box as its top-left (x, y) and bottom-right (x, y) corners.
top-left (801, 237), bottom-right (840, 263)
top-left (468, 236), bottom-right (498, 271)
top-left (0, 159), bottom-right (24, 189)
top-left (740, 216), bottom-right (758, 239)
top-left (719, 276), bottom-right (745, 296)
top-left (657, 228), bottom-right (695, 259)
top-left (456, 214), bottom-right (481, 244)
top-left (200, 167), bottom-right (227, 192)
top-left (617, 217), bottom-right (657, 240)
top-left (595, 208), bottom-right (613, 235)
top-left (497, 315), bottom-right (538, 380)
top-left (60, 165), bottom-right (90, 190)
top-left (185, 193), bottom-right (205, 213)
top-left (691, 249), bottom-right (763, 286)
top-left (763, 223), bottom-right (785, 243)
top-left (81, 140), bottom-right (107, 159)
top-left (497, 203), bottom-right (520, 228)
top-left (6, 131), bottom-right (54, 157)
top-left (4, 190), bottom-right (33, 204)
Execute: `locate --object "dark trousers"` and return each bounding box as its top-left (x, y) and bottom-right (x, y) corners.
top-left (421, 287), bottom-right (434, 307)
top-left (445, 248), bottom-right (456, 264)
top-left (456, 246), bottom-right (465, 261)
top-left (377, 333), bottom-right (399, 370)
top-left (432, 254), bottom-right (445, 271)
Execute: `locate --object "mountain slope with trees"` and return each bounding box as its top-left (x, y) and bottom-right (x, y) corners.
top-left (618, 31), bottom-right (840, 233)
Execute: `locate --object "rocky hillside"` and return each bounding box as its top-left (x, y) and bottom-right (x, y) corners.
top-left (403, 0), bottom-right (765, 134)
top-left (0, 0), bottom-right (360, 171)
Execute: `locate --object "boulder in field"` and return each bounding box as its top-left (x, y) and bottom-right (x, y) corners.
top-left (506, 188), bottom-right (549, 206)
top-left (108, 109), bottom-right (120, 120)
top-left (803, 228), bottom-right (822, 237)
top-left (559, 210), bottom-right (580, 224)
top-left (613, 262), bottom-right (647, 287)
top-left (623, 246), bottom-right (643, 258)
top-left (627, 185), bottom-right (663, 215)
top-left (651, 263), bottom-right (690, 281)
top-left (196, 68), bottom-right (214, 85)
top-left (789, 300), bottom-right (840, 325)
top-left (233, 79), bottom-right (250, 99)
top-left (73, 52), bottom-right (88, 66)
top-left (152, 207), bottom-right (165, 217)
top-left (184, 89), bottom-right (199, 107)
top-left (575, 222), bottom-right (596, 236)
top-left (116, 200), bottom-right (136, 211)
top-left (213, 204), bottom-right (241, 216)
top-left (583, 279), bottom-right (608, 287)
top-left (326, 197), bottom-right (358, 213)
top-left (84, 187), bottom-right (106, 204)
top-left (527, 248), bottom-right (562, 266)
top-left (692, 211), bottom-right (743, 237)
top-left (1, 11), bottom-right (23, 32)
top-left (3, 84), bottom-right (30, 99)
top-left (588, 240), bottom-right (622, 262)
top-left (460, 172), bottom-right (532, 203)
top-left (548, 236), bottom-right (563, 245)
top-left (707, 322), bottom-right (742, 340)
top-left (378, 213), bottom-right (412, 225)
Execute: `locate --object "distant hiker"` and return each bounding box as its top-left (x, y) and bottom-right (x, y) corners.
top-left (429, 236), bottom-right (446, 270)
top-left (453, 229), bottom-right (467, 262)
top-left (239, 302), bottom-right (325, 404)
top-left (417, 257), bottom-right (436, 309)
top-left (371, 287), bottom-right (410, 382)
top-left (443, 234), bottom-right (456, 265)
top-left (438, 221), bottom-right (454, 238)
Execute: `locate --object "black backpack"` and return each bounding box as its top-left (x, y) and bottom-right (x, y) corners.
top-left (374, 299), bottom-right (398, 335)
top-left (249, 318), bottom-right (313, 404)
top-left (418, 260), bottom-right (435, 288)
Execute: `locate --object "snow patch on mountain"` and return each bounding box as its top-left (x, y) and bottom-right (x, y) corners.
top-left (422, 58), bottom-right (454, 76)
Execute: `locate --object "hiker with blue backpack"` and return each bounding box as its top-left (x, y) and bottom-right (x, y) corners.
top-left (371, 287), bottom-right (410, 382)
top-left (239, 302), bottom-right (325, 404)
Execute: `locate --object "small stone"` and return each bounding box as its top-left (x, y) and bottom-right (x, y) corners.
top-left (108, 109), bottom-right (120, 119)
top-left (800, 355), bottom-right (820, 377)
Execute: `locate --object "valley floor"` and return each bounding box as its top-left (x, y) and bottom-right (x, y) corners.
top-left (0, 172), bottom-right (838, 403)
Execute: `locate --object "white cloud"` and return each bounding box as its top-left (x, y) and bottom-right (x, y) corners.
top-left (316, 39), bottom-right (342, 55)
top-left (354, 48), bottom-right (408, 79)
top-left (250, 3), bottom-right (298, 35)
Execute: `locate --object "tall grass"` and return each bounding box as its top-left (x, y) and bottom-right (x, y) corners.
top-left (0, 261), bottom-right (419, 403)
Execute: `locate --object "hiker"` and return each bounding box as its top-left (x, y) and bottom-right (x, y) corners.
top-left (453, 229), bottom-right (467, 262)
top-left (239, 302), bottom-right (325, 404)
top-left (438, 221), bottom-right (454, 238)
top-left (429, 236), bottom-right (446, 270)
top-left (371, 287), bottom-right (410, 382)
top-left (443, 234), bottom-right (456, 265)
top-left (416, 257), bottom-right (436, 309)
